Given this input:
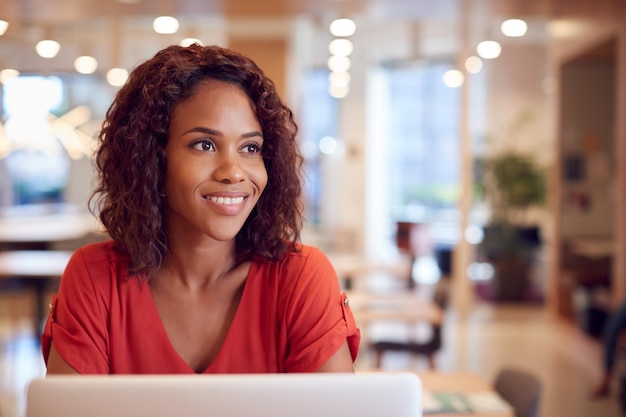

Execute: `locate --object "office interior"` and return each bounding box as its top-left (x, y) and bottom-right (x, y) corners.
top-left (0, 0), bottom-right (625, 416)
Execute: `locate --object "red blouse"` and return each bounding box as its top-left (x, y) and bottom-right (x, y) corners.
top-left (42, 240), bottom-right (360, 374)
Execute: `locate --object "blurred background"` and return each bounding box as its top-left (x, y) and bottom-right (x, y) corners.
top-left (0, 0), bottom-right (625, 416)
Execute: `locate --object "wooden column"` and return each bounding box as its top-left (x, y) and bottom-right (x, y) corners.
top-left (224, 13), bottom-right (290, 101)
top-left (227, 37), bottom-right (287, 100)
top-left (451, 0), bottom-right (474, 319)
top-left (614, 22), bottom-right (626, 305)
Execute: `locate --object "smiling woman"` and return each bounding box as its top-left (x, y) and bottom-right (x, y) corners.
top-left (42, 43), bottom-right (360, 375)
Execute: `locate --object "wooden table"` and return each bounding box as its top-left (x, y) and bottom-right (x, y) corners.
top-left (328, 253), bottom-right (413, 290)
top-left (0, 204), bottom-right (100, 250)
top-left (346, 291), bottom-right (443, 351)
top-left (346, 291), bottom-right (443, 325)
top-left (418, 371), bottom-right (515, 417)
top-left (0, 250), bottom-right (72, 337)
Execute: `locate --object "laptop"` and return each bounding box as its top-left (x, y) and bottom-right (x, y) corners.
top-left (26, 372), bottom-right (422, 417)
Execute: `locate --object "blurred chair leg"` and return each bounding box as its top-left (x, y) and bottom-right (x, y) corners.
top-left (375, 350), bottom-right (384, 369)
top-left (427, 354), bottom-right (436, 370)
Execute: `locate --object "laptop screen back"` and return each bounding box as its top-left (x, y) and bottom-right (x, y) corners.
top-left (26, 372), bottom-right (422, 417)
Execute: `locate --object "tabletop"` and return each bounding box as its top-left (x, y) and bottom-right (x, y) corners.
top-left (0, 212), bottom-right (98, 245)
top-left (0, 250), bottom-right (72, 278)
top-left (418, 371), bottom-right (515, 417)
top-left (328, 252), bottom-right (413, 289)
top-left (346, 290), bottom-right (443, 325)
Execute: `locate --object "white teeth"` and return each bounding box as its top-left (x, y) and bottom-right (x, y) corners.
top-left (209, 196), bottom-right (244, 205)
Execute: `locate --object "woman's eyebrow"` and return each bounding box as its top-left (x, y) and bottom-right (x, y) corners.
top-left (242, 131), bottom-right (263, 139)
top-left (182, 126), bottom-right (221, 136)
top-left (182, 127), bottom-right (262, 139)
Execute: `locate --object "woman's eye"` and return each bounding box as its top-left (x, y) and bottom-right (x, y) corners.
top-left (243, 143), bottom-right (262, 154)
top-left (191, 140), bottom-right (214, 151)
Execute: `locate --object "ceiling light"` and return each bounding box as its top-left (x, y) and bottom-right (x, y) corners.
top-left (329, 39), bottom-right (354, 56)
top-left (36, 40), bottom-right (61, 58)
top-left (0, 69), bottom-right (19, 84)
top-left (442, 69), bottom-right (464, 88)
top-left (501, 19), bottom-right (528, 37)
top-left (319, 136), bottom-right (339, 155)
top-left (153, 16), bottom-right (179, 34)
top-left (328, 84), bottom-right (349, 99)
top-left (74, 56), bottom-right (98, 74)
top-left (329, 18), bottom-right (356, 37)
top-left (0, 20), bottom-right (8, 36)
top-left (476, 40), bottom-right (502, 59)
top-left (465, 56), bottom-right (483, 74)
top-left (329, 71), bottom-right (351, 87)
top-left (327, 56), bottom-right (351, 72)
top-left (106, 68), bottom-right (129, 87)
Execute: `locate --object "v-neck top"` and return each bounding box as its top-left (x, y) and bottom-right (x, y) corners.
top-left (41, 240), bottom-right (360, 374)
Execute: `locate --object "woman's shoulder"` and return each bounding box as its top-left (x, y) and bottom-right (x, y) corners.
top-left (63, 239), bottom-right (136, 296)
top-left (67, 239), bottom-right (130, 280)
top-left (274, 243), bottom-right (329, 267)
top-left (76, 239), bottom-right (121, 261)
top-left (252, 243), bottom-right (335, 284)
top-left (73, 239), bottom-right (124, 264)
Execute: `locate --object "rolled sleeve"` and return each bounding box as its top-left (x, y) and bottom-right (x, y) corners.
top-left (41, 248), bottom-right (110, 374)
top-left (282, 248), bottom-right (361, 372)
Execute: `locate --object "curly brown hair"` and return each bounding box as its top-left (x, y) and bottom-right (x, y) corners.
top-left (90, 44), bottom-right (303, 278)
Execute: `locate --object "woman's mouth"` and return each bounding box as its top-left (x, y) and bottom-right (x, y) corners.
top-left (207, 196), bottom-right (245, 205)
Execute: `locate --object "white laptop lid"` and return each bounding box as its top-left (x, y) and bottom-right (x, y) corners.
top-left (27, 372), bottom-right (422, 417)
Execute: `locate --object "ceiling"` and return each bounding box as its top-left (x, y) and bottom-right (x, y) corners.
top-left (3, 0), bottom-right (461, 26)
top-left (2, 0), bottom-right (607, 24)
top-left (0, 0), bottom-right (621, 74)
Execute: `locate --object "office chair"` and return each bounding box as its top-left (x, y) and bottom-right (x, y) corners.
top-left (493, 367), bottom-right (541, 417)
top-left (371, 278), bottom-right (449, 369)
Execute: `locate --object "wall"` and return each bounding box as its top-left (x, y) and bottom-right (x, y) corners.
top-left (548, 15), bottom-right (626, 312)
top-left (559, 61), bottom-right (615, 238)
top-left (484, 43), bottom-right (553, 164)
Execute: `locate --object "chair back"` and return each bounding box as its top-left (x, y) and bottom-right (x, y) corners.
top-left (494, 368), bottom-right (541, 417)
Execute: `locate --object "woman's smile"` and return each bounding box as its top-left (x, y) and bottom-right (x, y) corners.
top-left (202, 192), bottom-right (249, 216)
top-left (206, 196), bottom-right (245, 205)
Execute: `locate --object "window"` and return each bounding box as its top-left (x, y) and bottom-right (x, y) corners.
top-left (298, 68), bottom-right (339, 226)
top-left (1, 75), bottom-right (68, 205)
top-left (387, 62), bottom-right (462, 219)
top-left (372, 60), bottom-right (486, 282)
top-left (0, 74), bottom-right (113, 207)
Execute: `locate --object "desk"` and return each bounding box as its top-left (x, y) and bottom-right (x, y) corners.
top-left (0, 250), bottom-right (72, 337)
top-left (0, 205), bottom-right (100, 249)
top-left (328, 254), bottom-right (379, 290)
top-left (418, 372), bottom-right (515, 417)
top-left (328, 253), bottom-right (413, 290)
top-left (347, 291), bottom-right (443, 352)
top-left (347, 291), bottom-right (442, 325)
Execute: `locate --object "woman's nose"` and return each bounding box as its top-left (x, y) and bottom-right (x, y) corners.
top-left (213, 154), bottom-right (245, 183)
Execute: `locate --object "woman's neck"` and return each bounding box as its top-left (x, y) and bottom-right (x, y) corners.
top-left (158, 235), bottom-right (239, 291)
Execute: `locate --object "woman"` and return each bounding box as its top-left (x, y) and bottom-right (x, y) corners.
top-left (43, 44), bottom-right (360, 374)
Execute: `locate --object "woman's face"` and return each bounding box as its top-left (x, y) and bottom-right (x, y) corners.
top-left (164, 79), bottom-right (267, 243)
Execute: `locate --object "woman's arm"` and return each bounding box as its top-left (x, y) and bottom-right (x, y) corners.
top-left (316, 341), bottom-right (355, 372)
top-left (46, 343), bottom-right (79, 375)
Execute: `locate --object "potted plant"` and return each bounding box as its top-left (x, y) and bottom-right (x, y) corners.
top-left (478, 151), bottom-right (546, 301)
